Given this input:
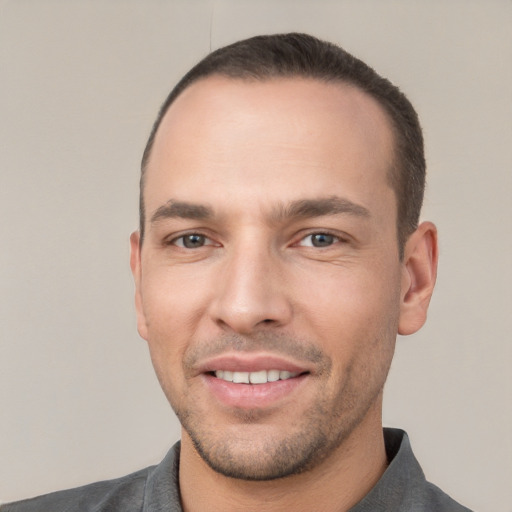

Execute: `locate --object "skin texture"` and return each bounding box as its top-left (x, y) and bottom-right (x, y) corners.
top-left (130, 76), bottom-right (438, 512)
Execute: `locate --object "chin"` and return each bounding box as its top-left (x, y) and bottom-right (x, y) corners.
top-left (188, 427), bottom-right (331, 481)
top-left (177, 400), bottom-right (366, 481)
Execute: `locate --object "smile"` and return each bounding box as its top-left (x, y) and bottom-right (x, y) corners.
top-left (213, 369), bottom-right (300, 384)
top-left (199, 353), bottom-right (312, 407)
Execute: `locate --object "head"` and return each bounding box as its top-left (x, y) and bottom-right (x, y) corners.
top-left (139, 33), bottom-right (426, 258)
top-left (130, 33), bottom-right (437, 482)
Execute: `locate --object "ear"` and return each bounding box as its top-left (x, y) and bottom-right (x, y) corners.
top-left (398, 221), bottom-right (438, 336)
top-left (130, 231), bottom-right (149, 341)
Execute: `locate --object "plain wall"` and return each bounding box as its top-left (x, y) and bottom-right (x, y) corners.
top-left (1, 1), bottom-right (510, 510)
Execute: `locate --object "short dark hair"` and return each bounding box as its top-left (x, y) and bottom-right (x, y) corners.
top-left (140, 33), bottom-right (425, 256)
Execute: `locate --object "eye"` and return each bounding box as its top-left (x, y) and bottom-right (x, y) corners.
top-left (298, 233), bottom-right (339, 248)
top-left (173, 233), bottom-right (211, 249)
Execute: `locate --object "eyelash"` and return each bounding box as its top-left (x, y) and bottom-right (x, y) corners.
top-left (165, 230), bottom-right (348, 250)
top-left (295, 230), bottom-right (347, 248)
top-left (167, 232), bottom-right (215, 249)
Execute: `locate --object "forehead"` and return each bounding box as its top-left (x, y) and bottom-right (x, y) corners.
top-left (145, 76), bottom-right (395, 219)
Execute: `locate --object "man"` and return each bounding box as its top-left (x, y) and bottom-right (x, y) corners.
top-left (3, 33), bottom-right (473, 511)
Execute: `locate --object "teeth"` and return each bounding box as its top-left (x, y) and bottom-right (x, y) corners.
top-left (249, 370), bottom-right (267, 384)
top-left (232, 371), bottom-right (250, 384)
top-left (214, 369), bottom-right (299, 384)
top-left (267, 369), bottom-right (280, 382)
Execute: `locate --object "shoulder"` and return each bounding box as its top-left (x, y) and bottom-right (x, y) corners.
top-left (421, 482), bottom-right (474, 512)
top-left (1, 443), bottom-right (182, 512)
top-left (355, 428), bottom-right (475, 512)
top-left (1, 466), bottom-right (152, 512)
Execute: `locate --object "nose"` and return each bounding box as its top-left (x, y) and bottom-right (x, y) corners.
top-left (209, 243), bottom-right (293, 334)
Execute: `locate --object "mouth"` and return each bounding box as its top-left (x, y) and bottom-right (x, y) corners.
top-left (198, 354), bottom-right (312, 409)
top-left (209, 369), bottom-right (305, 384)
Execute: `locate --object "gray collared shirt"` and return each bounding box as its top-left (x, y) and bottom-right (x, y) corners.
top-left (2, 429), bottom-right (474, 511)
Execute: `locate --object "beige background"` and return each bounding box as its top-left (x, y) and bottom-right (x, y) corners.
top-left (1, 1), bottom-right (511, 510)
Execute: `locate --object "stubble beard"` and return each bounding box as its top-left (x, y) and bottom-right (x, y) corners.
top-left (176, 396), bottom-right (336, 481)
top-left (170, 362), bottom-right (387, 481)
top-left (156, 328), bottom-right (396, 482)
top-left (175, 391), bottom-right (366, 481)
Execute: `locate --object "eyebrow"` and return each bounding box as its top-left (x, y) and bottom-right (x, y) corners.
top-left (270, 196), bottom-right (370, 222)
top-left (150, 200), bottom-right (214, 224)
top-left (150, 195), bottom-right (370, 226)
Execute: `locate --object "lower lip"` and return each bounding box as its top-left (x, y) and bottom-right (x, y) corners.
top-left (203, 373), bottom-right (309, 409)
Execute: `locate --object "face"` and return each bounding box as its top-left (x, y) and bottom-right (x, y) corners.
top-left (131, 77), bottom-right (411, 480)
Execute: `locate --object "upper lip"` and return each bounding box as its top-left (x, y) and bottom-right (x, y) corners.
top-left (196, 353), bottom-right (311, 375)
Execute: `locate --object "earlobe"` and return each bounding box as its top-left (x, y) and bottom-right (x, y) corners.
top-left (398, 222), bottom-right (438, 336)
top-left (130, 231), bottom-right (149, 341)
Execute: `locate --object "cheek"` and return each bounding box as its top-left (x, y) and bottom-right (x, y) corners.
top-left (142, 262), bottom-right (211, 331)
top-left (299, 271), bottom-right (400, 409)
top-left (291, 262), bottom-right (401, 358)
top-left (296, 260), bottom-right (400, 318)
top-left (139, 270), bottom-right (208, 384)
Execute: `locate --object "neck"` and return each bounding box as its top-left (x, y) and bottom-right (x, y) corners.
top-left (179, 407), bottom-right (388, 512)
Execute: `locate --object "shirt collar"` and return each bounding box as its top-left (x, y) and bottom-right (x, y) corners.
top-left (142, 428), bottom-right (424, 512)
